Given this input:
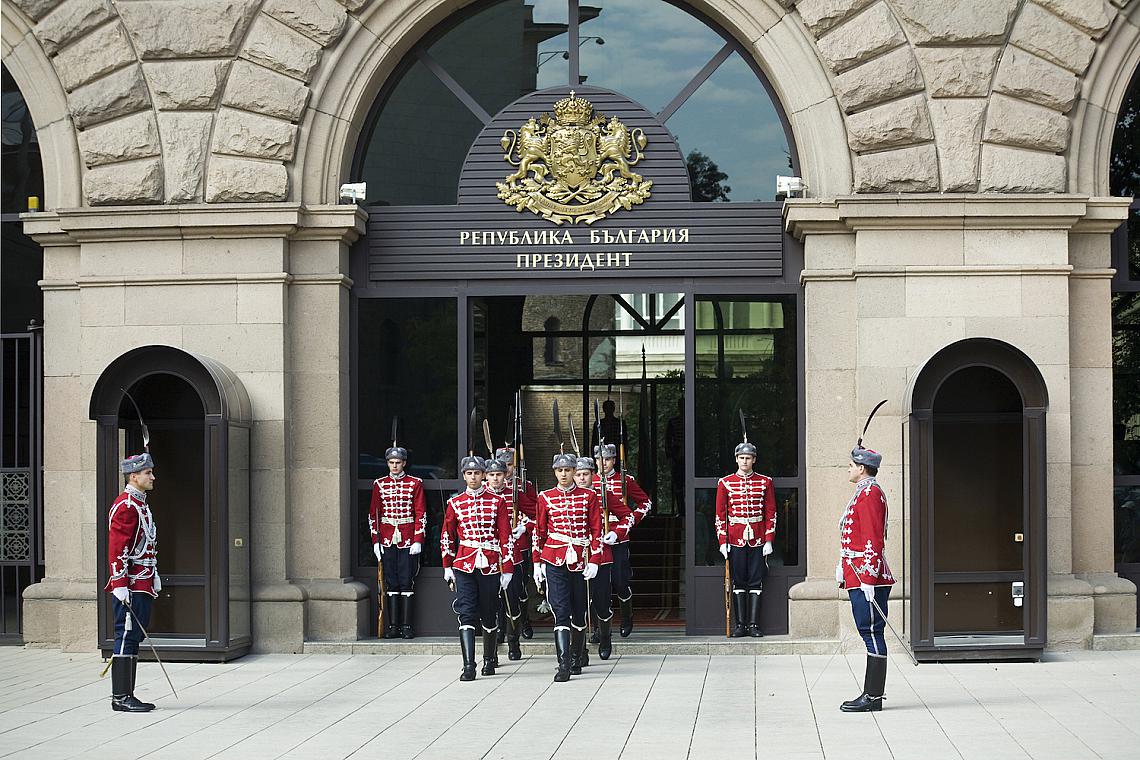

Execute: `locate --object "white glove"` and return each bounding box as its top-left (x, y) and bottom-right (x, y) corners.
top-left (583, 562), bottom-right (599, 580)
top-left (763, 541), bottom-right (773, 557)
top-left (373, 544), bottom-right (383, 562)
top-left (409, 542), bottom-right (422, 556)
top-left (533, 563), bottom-right (546, 586)
top-left (603, 531), bottom-right (618, 545)
top-left (719, 544), bottom-right (729, 560)
top-left (500, 572), bottom-right (513, 590)
top-left (112, 587), bottom-right (130, 603)
top-left (443, 568), bottom-right (455, 584)
top-left (153, 573), bottom-right (162, 593)
top-left (512, 523), bottom-right (527, 539)
top-left (835, 563), bottom-right (844, 584)
top-left (860, 583), bottom-right (875, 602)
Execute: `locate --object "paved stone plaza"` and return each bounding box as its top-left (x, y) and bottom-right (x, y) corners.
top-left (0, 646), bottom-right (1136, 760)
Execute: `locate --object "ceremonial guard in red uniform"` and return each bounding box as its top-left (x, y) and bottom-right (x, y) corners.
top-left (592, 443), bottom-right (652, 637)
top-left (442, 455), bottom-right (514, 681)
top-left (368, 445), bottom-right (427, 639)
top-left (105, 453), bottom-right (159, 712)
top-left (576, 457), bottom-right (632, 660)
top-left (838, 445), bottom-right (895, 712)
top-left (488, 449), bottom-right (537, 659)
top-left (533, 452), bottom-right (603, 682)
top-left (716, 441), bottom-right (776, 637)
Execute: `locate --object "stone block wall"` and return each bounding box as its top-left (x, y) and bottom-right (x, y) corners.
top-left (4, 0), bottom-right (1138, 206)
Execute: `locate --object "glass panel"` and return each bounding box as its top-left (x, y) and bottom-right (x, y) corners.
top-left (2, 64), bottom-right (44, 214)
top-left (1114, 485), bottom-right (1140, 564)
top-left (933, 420), bottom-right (1023, 572)
top-left (934, 582), bottom-right (1022, 634)
top-left (694, 487), bottom-right (798, 567)
top-left (357, 59), bottom-right (484, 206)
top-left (428, 0), bottom-right (568, 113)
top-left (695, 297), bottom-right (798, 477)
top-left (1, 222), bottom-right (44, 332)
top-left (576, 0), bottom-right (724, 111)
top-left (357, 298), bottom-right (457, 478)
top-left (148, 585), bottom-right (206, 637)
top-left (666, 51), bottom-right (791, 202)
top-left (1129, 208), bottom-right (1140, 281)
top-left (1109, 68), bottom-right (1137, 200)
top-left (1114, 292), bottom-right (1140, 476)
top-left (227, 425), bottom-right (251, 641)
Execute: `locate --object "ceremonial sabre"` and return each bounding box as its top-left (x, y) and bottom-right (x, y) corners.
top-left (124, 598), bottom-right (179, 698)
top-left (843, 558), bottom-right (918, 667)
top-left (552, 400), bottom-right (563, 454)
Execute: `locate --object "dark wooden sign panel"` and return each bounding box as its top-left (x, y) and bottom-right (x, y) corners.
top-left (360, 87), bottom-right (784, 283)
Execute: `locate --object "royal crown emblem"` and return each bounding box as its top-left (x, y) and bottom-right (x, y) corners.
top-left (496, 92), bottom-right (652, 225)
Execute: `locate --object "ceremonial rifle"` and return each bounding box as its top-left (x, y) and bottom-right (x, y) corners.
top-left (510, 394), bottom-right (519, 530)
top-left (483, 418), bottom-right (495, 459)
top-left (618, 388), bottom-right (629, 512)
top-left (568, 413), bottom-right (581, 456)
top-left (593, 399), bottom-right (609, 526)
top-left (552, 400), bottom-right (563, 454)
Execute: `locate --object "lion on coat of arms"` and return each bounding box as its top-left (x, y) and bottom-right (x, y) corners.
top-left (496, 92), bottom-right (652, 225)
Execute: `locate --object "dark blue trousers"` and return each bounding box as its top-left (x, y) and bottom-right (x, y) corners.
top-left (112, 592), bottom-right (153, 656)
top-left (848, 586), bottom-right (891, 656)
top-left (728, 544), bottom-right (768, 591)
top-left (453, 571), bottom-right (499, 631)
top-left (588, 564), bottom-right (613, 621)
top-left (381, 545), bottom-right (419, 592)
top-left (609, 543), bottom-right (633, 600)
top-left (546, 563), bottom-right (587, 630)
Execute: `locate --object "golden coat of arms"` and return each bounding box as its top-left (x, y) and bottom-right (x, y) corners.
top-left (496, 92), bottom-right (652, 225)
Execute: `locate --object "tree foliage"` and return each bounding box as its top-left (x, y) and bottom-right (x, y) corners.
top-left (686, 149), bottom-right (731, 202)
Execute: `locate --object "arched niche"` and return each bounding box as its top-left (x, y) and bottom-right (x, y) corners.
top-left (90, 346), bottom-right (252, 662)
top-left (909, 338), bottom-right (1049, 661)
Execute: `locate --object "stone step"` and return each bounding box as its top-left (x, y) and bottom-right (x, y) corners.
top-left (1091, 632), bottom-right (1140, 650)
top-left (304, 634), bottom-right (841, 656)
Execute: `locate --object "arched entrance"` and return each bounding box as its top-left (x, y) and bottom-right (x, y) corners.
top-left (909, 338), bottom-right (1048, 659)
top-left (90, 346), bottom-right (253, 661)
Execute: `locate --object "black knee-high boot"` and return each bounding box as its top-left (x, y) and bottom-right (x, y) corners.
top-left (384, 593), bottom-right (400, 638)
top-left (619, 597), bottom-right (634, 638)
top-left (400, 594), bottom-right (415, 639)
top-left (110, 657), bottom-right (150, 712)
top-left (481, 629), bottom-right (498, 676)
top-left (507, 615), bottom-right (522, 661)
top-left (128, 657), bottom-right (155, 710)
top-left (729, 592), bottom-right (748, 637)
top-left (459, 628), bottom-right (477, 682)
top-left (748, 592), bottom-right (763, 638)
top-left (598, 617), bottom-right (613, 660)
top-left (553, 629), bottom-right (571, 682)
top-left (841, 656), bottom-right (887, 712)
top-left (570, 628), bottom-right (586, 675)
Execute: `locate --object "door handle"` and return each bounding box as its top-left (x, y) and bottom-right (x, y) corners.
top-left (1011, 581), bottom-right (1024, 608)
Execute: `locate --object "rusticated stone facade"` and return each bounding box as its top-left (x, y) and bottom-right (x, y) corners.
top-left (1, 0), bottom-right (1136, 206)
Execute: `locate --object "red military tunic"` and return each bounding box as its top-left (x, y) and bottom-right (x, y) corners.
top-left (104, 485), bottom-right (159, 597)
top-left (533, 484), bottom-right (603, 571)
top-left (715, 471), bottom-right (776, 548)
top-left (588, 478), bottom-right (635, 565)
top-left (441, 486), bottom-right (514, 575)
top-left (503, 477), bottom-right (538, 564)
top-left (368, 473), bottom-right (427, 550)
top-left (839, 477), bottom-right (895, 589)
top-left (594, 470), bottom-right (651, 534)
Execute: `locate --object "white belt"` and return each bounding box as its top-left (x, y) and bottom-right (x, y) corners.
top-left (547, 531), bottom-right (590, 564)
top-left (384, 516), bottom-right (413, 543)
top-left (728, 515), bottom-right (761, 540)
top-left (840, 548), bottom-right (861, 558)
top-left (459, 539), bottom-right (499, 569)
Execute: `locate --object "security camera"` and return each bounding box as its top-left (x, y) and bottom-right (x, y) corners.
top-left (775, 175), bottom-right (805, 199)
top-left (339, 182), bottom-right (367, 203)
